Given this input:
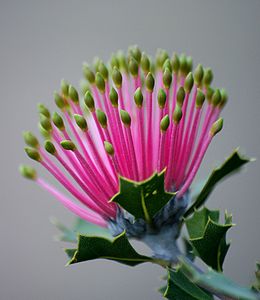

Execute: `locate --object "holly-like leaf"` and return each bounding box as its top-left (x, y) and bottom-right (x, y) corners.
top-left (184, 150), bottom-right (251, 217)
top-left (185, 207), bottom-right (233, 271)
top-left (66, 231), bottom-right (153, 267)
top-left (111, 171), bottom-right (175, 223)
top-left (164, 267), bottom-right (213, 300)
top-left (51, 217), bottom-right (111, 243)
top-left (179, 258), bottom-right (260, 300)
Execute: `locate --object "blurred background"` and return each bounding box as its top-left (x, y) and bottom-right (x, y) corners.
top-left (1, 0), bottom-right (260, 299)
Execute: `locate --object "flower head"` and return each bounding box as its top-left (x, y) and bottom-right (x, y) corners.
top-left (21, 46), bottom-right (226, 240)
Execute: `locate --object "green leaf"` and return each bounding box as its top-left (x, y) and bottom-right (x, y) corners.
top-left (111, 171), bottom-right (175, 223)
top-left (51, 217), bottom-right (111, 243)
top-left (185, 207), bottom-right (233, 271)
top-left (67, 231), bottom-right (153, 267)
top-left (164, 267), bottom-right (214, 300)
top-left (184, 149), bottom-right (251, 217)
top-left (179, 258), bottom-right (260, 300)
top-left (252, 262), bottom-right (260, 292)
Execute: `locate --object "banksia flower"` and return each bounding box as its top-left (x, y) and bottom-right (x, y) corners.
top-left (21, 46), bottom-right (227, 261)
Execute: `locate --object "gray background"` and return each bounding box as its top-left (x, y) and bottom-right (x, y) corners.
top-left (1, 0), bottom-right (260, 299)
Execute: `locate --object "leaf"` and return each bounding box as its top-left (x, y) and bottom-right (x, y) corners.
top-left (51, 217), bottom-right (111, 243)
top-left (67, 231), bottom-right (153, 267)
top-left (252, 262), bottom-right (260, 292)
top-left (111, 171), bottom-right (175, 223)
top-left (185, 207), bottom-right (233, 271)
top-left (164, 267), bottom-right (213, 300)
top-left (179, 258), bottom-right (260, 300)
top-left (184, 150), bottom-right (251, 217)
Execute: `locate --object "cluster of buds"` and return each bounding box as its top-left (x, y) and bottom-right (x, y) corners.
top-left (21, 46), bottom-right (227, 240)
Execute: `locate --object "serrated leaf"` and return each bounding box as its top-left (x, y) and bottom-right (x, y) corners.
top-left (184, 150), bottom-right (251, 217)
top-left (164, 267), bottom-right (213, 300)
top-left (67, 231), bottom-right (153, 267)
top-left (111, 171), bottom-right (175, 222)
top-left (51, 217), bottom-right (111, 243)
top-left (179, 258), bottom-right (260, 300)
top-left (185, 208), bottom-right (233, 271)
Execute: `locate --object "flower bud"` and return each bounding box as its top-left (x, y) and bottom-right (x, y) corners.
top-left (177, 87), bottom-right (185, 107)
top-left (145, 72), bottom-right (155, 92)
top-left (104, 141), bottom-right (114, 156)
top-left (19, 165), bottom-right (37, 180)
top-left (210, 118), bottom-right (223, 136)
top-left (60, 140), bottom-right (76, 151)
top-left (157, 88), bottom-right (166, 109)
top-left (45, 140), bottom-right (56, 155)
top-left (52, 112), bottom-right (65, 130)
top-left (160, 114), bottom-right (170, 132)
top-left (84, 91), bottom-right (95, 112)
top-left (112, 67), bottom-right (122, 88)
top-left (109, 87), bottom-right (118, 107)
top-left (25, 147), bottom-right (42, 162)
top-left (74, 114), bottom-right (88, 131)
top-left (120, 110), bottom-right (131, 126)
top-left (23, 131), bottom-right (39, 148)
top-left (134, 87), bottom-right (143, 108)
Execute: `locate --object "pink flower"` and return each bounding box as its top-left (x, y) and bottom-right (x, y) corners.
top-left (21, 47), bottom-right (226, 229)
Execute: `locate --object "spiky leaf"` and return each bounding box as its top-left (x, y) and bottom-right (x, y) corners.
top-left (67, 231), bottom-right (153, 266)
top-left (111, 171), bottom-right (175, 223)
top-left (184, 150), bottom-right (251, 217)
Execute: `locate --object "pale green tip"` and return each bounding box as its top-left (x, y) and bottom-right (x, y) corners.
top-left (163, 67), bottom-right (172, 89)
top-left (95, 72), bottom-right (105, 93)
top-left (109, 87), bottom-right (119, 107)
top-left (129, 58), bottom-right (139, 77)
top-left (184, 72), bottom-right (194, 93)
top-left (98, 61), bottom-right (109, 80)
top-left (52, 112), bottom-right (65, 130)
top-left (163, 58), bottom-right (172, 73)
top-left (54, 91), bottom-right (66, 109)
top-left (110, 53), bottom-right (120, 69)
top-left (104, 141), bottom-right (114, 156)
top-left (160, 114), bottom-right (170, 132)
top-left (203, 68), bottom-right (213, 86)
top-left (23, 131), bottom-right (39, 148)
top-left (61, 79), bottom-right (69, 97)
top-left (112, 67), bottom-right (122, 88)
top-left (44, 140), bottom-right (56, 155)
top-left (220, 88), bottom-right (228, 108)
top-left (84, 91), bottom-right (95, 112)
top-left (212, 89), bottom-right (221, 106)
top-left (171, 53), bottom-right (180, 73)
top-left (25, 147), bottom-right (42, 162)
top-left (74, 114), bottom-right (88, 131)
top-left (129, 45), bottom-right (141, 64)
top-left (195, 89), bottom-right (205, 108)
top-left (134, 87), bottom-right (143, 107)
top-left (38, 123), bottom-right (51, 139)
top-left (179, 54), bottom-right (188, 75)
top-left (19, 165), bottom-right (37, 180)
top-left (69, 85), bottom-right (79, 103)
top-left (177, 87), bottom-right (185, 107)
top-left (37, 103), bottom-right (50, 119)
top-left (117, 50), bottom-right (128, 72)
top-left (194, 64), bottom-right (204, 86)
top-left (141, 52), bottom-right (150, 74)
top-left (145, 72), bottom-right (155, 92)
top-left (40, 114), bottom-right (52, 132)
top-left (120, 110), bottom-right (131, 126)
top-left (157, 88), bottom-right (166, 109)
top-left (156, 49), bottom-right (169, 69)
top-left (173, 105), bottom-right (182, 124)
top-left (96, 109), bottom-right (107, 128)
top-left (83, 63), bottom-right (95, 84)
top-left (206, 86), bottom-right (214, 103)
top-left (210, 118), bottom-right (223, 136)
top-left (187, 56), bottom-right (193, 72)
top-left (60, 140), bottom-right (76, 151)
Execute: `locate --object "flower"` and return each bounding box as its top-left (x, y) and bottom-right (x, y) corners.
top-left (20, 46), bottom-right (226, 240)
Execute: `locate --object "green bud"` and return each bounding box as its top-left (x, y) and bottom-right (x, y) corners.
top-left (98, 61), bottom-right (109, 81)
top-left (179, 54), bottom-right (188, 75)
top-left (104, 141), bottom-right (114, 156)
top-left (83, 63), bottom-right (95, 84)
top-left (93, 57), bottom-right (101, 72)
top-left (60, 140), bottom-right (76, 151)
top-left (129, 58), bottom-right (139, 77)
top-left (19, 165), bottom-right (37, 180)
top-left (25, 147), bottom-right (41, 162)
top-left (61, 79), bottom-right (69, 97)
top-left (219, 88), bottom-right (228, 108)
top-left (173, 105), bottom-right (182, 124)
top-left (156, 49), bottom-right (169, 69)
top-left (163, 68), bottom-right (172, 89)
top-left (206, 86), bottom-right (214, 103)
top-left (186, 56), bottom-right (193, 72)
top-left (120, 110), bottom-right (131, 126)
top-left (163, 58), bottom-right (172, 72)
top-left (177, 87), bottom-right (185, 107)
top-left (141, 52), bottom-right (150, 74)
top-left (69, 85), bottom-right (79, 103)
top-left (145, 72), bottom-right (155, 92)
top-left (184, 72), bottom-right (194, 93)
top-left (54, 91), bottom-right (65, 109)
top-left (160, 114), bottom-right (170, 132)
top-left (44, 140), bottom-right (56, 155)
top-left (74, 114), bottom-right (88, 131)
top-left (96, 109), bottom-right (107, 128)
top-left (52, 112), bottom-right (65, 130)
top-left (40, 114), bottom-right (52, 132)
top-left (79, 80), bottom-right (90, 96)
top-left (157, 88), bottom-right (167, 109)
top-left (23, 131), bottom-right (39, 148)
top-left (210, 118), bottom-right (223, 136)
top-left (110, 53), bottom-right (120, 69)
top-left (212, 89), bottom-right (221, 106)
top-left (37, 103), bottom-right (50, 118)
top-left (130, 45), bottom-right (141, 64)
top-left (195, 89), bottom-right (205, 108)
top-left (171, 53), bottom-right (180, 73)
top-left (117, 50), bottom-right (128, 72)
top-left (95, 72), bottom-right (105, 93)
top-left (38, 123), bottom-right (50, 139)
top-left (109, 87), bottom-right (118, 107)
top-left (134, 87), bottom-right (143, 107)
top-left (112, 67), bottom-right (122, 88)
top-left (194, 64), bottom-right (204, 86)
top-left (203, 68), bottom-right (213, 86)
top-left (84, 91), bottom-right (95, 112)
